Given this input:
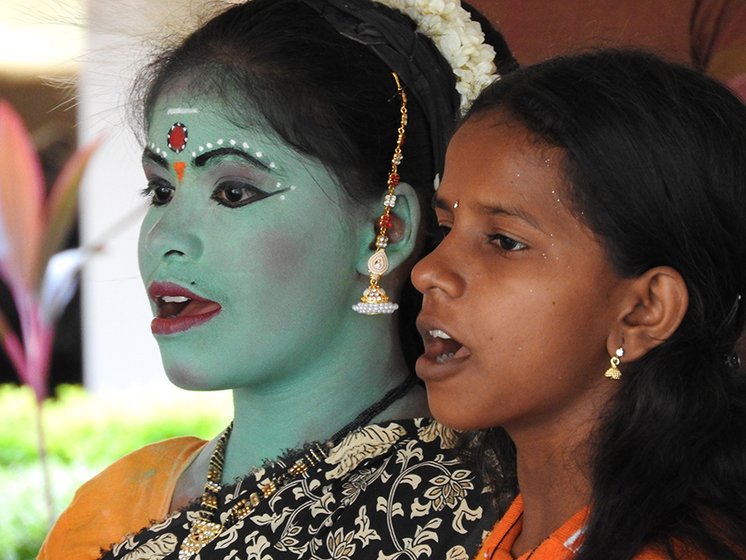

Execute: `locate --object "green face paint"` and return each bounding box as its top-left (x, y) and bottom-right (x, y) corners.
top-left (138, 93), bottom-right (367, 391)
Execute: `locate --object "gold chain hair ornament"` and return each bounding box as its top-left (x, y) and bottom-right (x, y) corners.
top-left (352, 72), bottom-right (407, 315)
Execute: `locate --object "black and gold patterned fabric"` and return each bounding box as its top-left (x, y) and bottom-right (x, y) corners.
top-left (101, 418), bottom-right (494, 560)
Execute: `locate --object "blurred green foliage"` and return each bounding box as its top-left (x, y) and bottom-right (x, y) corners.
top-left (0, 384), bottom-right (231, 560)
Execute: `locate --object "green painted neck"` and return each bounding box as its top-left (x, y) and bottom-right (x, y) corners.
top-left (221, 315), bottom-right (427, 480)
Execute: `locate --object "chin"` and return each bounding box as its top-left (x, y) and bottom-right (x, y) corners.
top-left (427, 389), bottom-right (504, 432)
top-left (163, 363), bottom-right (216, 391)
top-left (426, 395), bottom-right (476, 431)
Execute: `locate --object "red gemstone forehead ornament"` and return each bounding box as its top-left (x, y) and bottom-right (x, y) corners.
top-left (167, 122), bottom-right (188, 153)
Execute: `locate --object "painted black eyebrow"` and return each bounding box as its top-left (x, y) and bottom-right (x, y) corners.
top-left (142, 148), bottom-right (168, 169)
top-left (194, 147), bottom-right (271, 171)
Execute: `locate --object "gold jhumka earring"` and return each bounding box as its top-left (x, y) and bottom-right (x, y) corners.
top-left (352, 72), bottom-right (408, 315)
top-left (604, 346), bottom-right (625, 380)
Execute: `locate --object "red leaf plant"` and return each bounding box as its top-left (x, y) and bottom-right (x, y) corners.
top-left (0, 100), bottom-right (99, 526)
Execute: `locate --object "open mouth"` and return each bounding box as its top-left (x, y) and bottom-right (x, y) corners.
top-left (148, 282), bottom-right (222, 335)
top-left (156, 295), bottom-right (221, 319)
top-left (426, 328), bottom-right (471, 364)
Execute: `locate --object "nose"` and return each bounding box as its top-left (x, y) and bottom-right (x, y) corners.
top-left (139, 203), bottom-right (204, 262)
top-left (411, 234), bottom-right (465, 298)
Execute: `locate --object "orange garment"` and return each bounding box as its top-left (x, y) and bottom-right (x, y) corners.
top-left (474, 495), bottom-right (588, 560)
top-left (474, 495), bottom-right (708, 560)
top-left (37, 436), bottom-right (206, 560)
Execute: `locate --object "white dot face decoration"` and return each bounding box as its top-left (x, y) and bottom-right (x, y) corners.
top-left (167, 122), bottom-right (188, 153)
top-left (146, 110), bottom-right (284, 192)
top-left (138, 95), bottom-right (364, 392)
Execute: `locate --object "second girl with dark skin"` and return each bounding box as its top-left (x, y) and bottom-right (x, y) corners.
top-left (413, 50), bottom-right (746, 560)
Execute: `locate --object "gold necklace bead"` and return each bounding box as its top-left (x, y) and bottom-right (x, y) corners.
top-left (288, 459), bottom-right (308, 476)
top-left (261, 481), bottom-right (277, 498)
top-left (249, 492), bottom-right (261, 507)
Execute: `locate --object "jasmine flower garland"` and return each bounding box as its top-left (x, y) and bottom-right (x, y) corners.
top-left (375, 0), bottom-right (500, 113)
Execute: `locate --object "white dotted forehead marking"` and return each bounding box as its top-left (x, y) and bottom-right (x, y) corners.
top-left (275, 182), bottom-right (283, 189)
top-left (148, 143), bottom-right (168, 159)
top-left (151, 134), bottom-right (283, 171)
top-left (279, 194), bottom-right (286, 201)
top-left (290, 185), bottom-right (297, 191)
top-left (166, 107), bottom-right (199, 115)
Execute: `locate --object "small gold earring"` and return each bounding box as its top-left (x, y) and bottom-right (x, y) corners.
top-left (604, 347), bottom-right (624, 380)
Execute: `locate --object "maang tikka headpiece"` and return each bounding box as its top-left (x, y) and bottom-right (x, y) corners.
top-left (352, 72), bottom-right (407, 315)
top-left (301, 0), bottom-right (508, 315)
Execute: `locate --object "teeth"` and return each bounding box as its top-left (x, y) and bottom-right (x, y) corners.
top-left (429, 329), bottom-right (452, 340)
top-left (161, 296), bottom-right (190, 303)
top-left (435, 352), bottom-right (455, 363)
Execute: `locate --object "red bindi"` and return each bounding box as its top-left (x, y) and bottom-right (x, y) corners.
top-left (167, 123), bottom-right (188, 153)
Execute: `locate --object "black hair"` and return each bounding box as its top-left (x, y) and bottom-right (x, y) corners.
top-left (462, 50), bottom-right (746, 559)
top-left (134, 0), bottom-right (515, 203)
top-left (135, 0), bottom-right (429, 201)
top-left (131, 0), bottom-right (515, 371)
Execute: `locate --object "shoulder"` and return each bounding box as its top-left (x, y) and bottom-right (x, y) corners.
top-left (38, 436), bottom-right (207, 560)
top-left (75, 436), bottom-right (207, 493)
top-left (320, 417), bottom-right (495, 554)
top-left (75, 436), bottom-right (207, 511)
top-left (324, 417), bottom-right (461, 478)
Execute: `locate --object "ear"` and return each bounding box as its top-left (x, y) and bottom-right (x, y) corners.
top-left (608, 266), bottom-right (689, 362)
top-left (355, 182), bottom-right (421, 275)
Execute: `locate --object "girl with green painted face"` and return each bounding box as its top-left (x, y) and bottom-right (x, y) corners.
top-left (39, 1), bottom-right (517, 559)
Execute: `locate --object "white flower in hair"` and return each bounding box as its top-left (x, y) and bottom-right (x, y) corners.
top-left (377, 0), bottom-right (500, 112)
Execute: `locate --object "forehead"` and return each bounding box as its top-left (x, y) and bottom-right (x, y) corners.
top-left (441, 115), bottom-right (597, 230)
top-left (147, 93), bottom-right (282, 160)
top-left (442, 115), bottom-right (565, 198)
top-left (144, 93), bottom-right (357, 209)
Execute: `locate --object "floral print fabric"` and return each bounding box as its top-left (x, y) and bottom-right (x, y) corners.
top-left (101, 418), bottom-right (494, 560)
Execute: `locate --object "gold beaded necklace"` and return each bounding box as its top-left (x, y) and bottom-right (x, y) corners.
top-left (178, 376), bottom-right (416, 560)
top-left (178, 423), bottom-right (326, 559)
